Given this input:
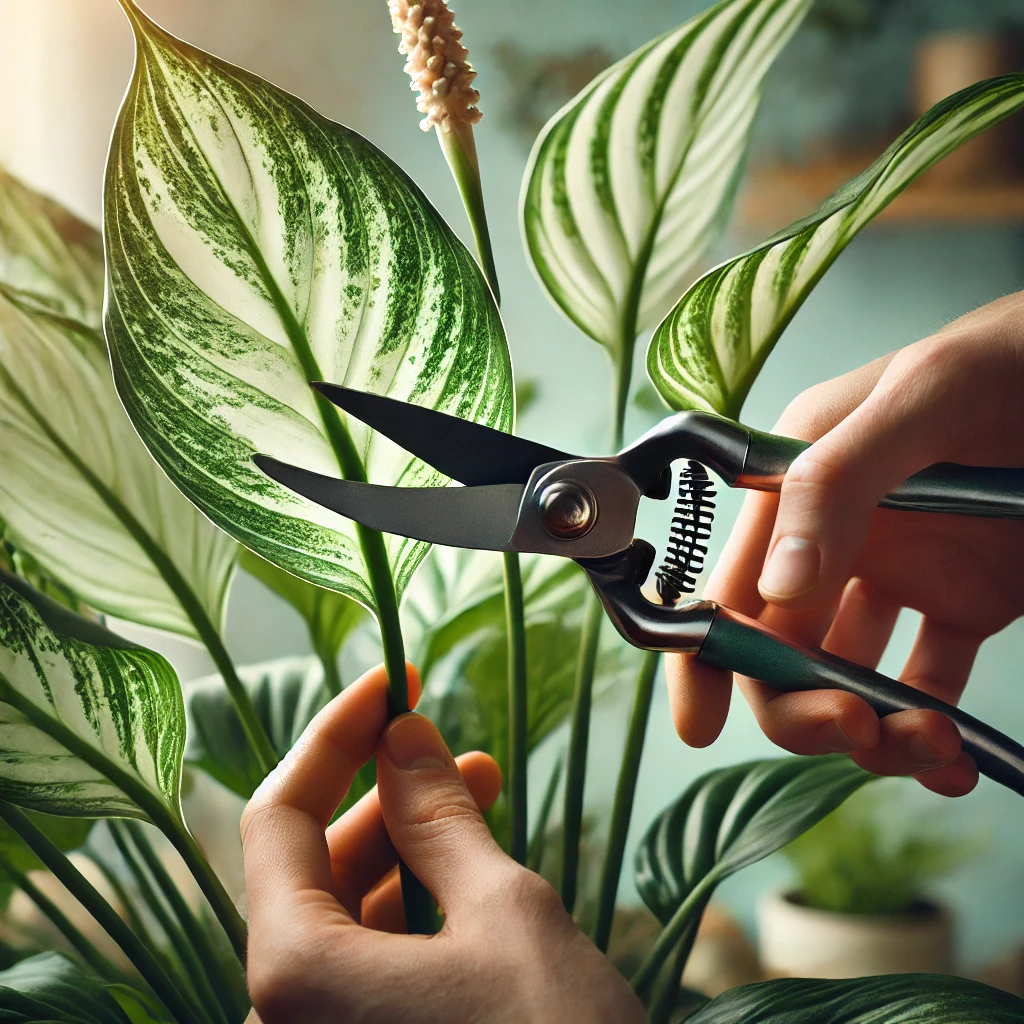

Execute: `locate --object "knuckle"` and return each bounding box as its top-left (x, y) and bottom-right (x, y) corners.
top-left (404, 790), bottom-right (486, 845)
top-left (782, 447), bottom-right (849, 499)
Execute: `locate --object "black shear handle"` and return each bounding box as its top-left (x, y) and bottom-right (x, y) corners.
top-left (699, 606), bottom-right (1024, 797)
top-left (742, 428), bottom-right (1024, 519)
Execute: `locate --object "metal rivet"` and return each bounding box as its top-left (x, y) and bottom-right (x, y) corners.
top-left (537, 481), bottom-right (597, 540)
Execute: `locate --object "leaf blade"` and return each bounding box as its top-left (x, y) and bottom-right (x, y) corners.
top-left (104, 2), bottom-right (512, 609)
top-left (688, 974), bottom-right (1024, 1023)
top-left (648, 73), bottom-right (1024, 415)
top-left (0, 286), bottom-right (237, 639)
top-left (0, 571), bottom-right (185, 824)
top-left (521, 0), bottom-right (812, 351)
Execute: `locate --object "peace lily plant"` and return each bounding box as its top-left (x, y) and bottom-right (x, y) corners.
top-left (0, 0), bottom-right (1021, 1020)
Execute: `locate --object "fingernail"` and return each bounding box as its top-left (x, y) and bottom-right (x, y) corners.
top-left (759, 536), bottom-right (821, 601)
top-left (383, 714), bottom-right (449, 771)
top-left (815, 720), bottom-right (857, 753)
top-left (901, 732), bottom-right (951, 773)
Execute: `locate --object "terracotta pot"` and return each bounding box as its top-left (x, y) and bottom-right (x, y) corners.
top-left (757, 890), bottom-right (954, 979)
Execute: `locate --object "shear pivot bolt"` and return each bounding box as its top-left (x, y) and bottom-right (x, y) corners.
top-left (538, 481), bottom-right (597, 540)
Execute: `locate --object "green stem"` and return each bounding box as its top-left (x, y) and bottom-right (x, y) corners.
top-left (632, 884), bottom-right (715, 998)
top-left (0, 801), bottom-right (201, 1024)
top-left (439, 125), bottom-right (500, 305)
top-left (158, 813), bottom-right (248, 962)
top-left (592, 650), bottom-right (660, 952)
top-left (646, 922), bottom-right (699, 1024)
top-left (503, 551), bottom-right (529, 864)
top-left (317, 645), bottom-right (344, 698)
top-left (559, 595), bottom-right (604, 913)
top-left (125, 821), bottom-right (242, 1024)
top-left (439, 125), bottom-right (530, 870)
top-left (527, 754), bottom-right (564, 874)
top-left (0, 366), bottom-right (278, 778)
top-left (109, 824), bottom-right (219, 1024)
top-left (0, 859), bottom-right (118, 980)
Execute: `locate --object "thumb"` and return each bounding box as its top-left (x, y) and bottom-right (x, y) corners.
top-left (377, 713), bottom-right (509, 918)
top-left (758, 376), bottom-right (945, 609)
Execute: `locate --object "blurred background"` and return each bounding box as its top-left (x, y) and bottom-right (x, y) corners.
top-left (2, 0), bottom-right (1024, 994)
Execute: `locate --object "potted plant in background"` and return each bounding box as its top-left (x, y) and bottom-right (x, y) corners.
top-left (0, 0), bottom-right (1021, 1020)
top-left (759, 782), bottom-right (977, 980)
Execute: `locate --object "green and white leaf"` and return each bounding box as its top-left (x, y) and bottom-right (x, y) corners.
top-left (632, 756), bottom-right (870, 991)
top-left (648, 73), bottom-right (1024, 416)
top-left (688, 974), bottom-right (1024, 1023)
top-left (0, 168), bottom-right (104, 328)
top-left (185, 655), bottom-right (330, 798)
top-left (240, 549), bottom-right (364, 690)
top-left (521, 0), bottom-right (812, 353)
top-left (0, 952), bottom-right (135, 1023)
top-left (0, 286), bottom-right (236, 638)
top-left (0, 570), bottom-right (186, 824)
top-left (104, 1), bottom-right (512, 611)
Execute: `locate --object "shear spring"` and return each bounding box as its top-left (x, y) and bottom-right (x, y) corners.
top-left (655, 461), bottom-right (717, 606)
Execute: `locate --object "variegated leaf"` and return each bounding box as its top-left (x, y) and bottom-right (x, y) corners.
top-left (0, 286), bottom-right (236, 638)
top-left (688, 975), bottom-right (1024, 1024)
top-left (648, 73), bottom-right (1024, 416)
top-left (0, 168), bottom-right (104, 328)
top-left (521, 0), bottom-right (811, 354)
top-left (0, 570), bottom-right (185, 824)
top-left (104, 1), bottom-right (512, 611)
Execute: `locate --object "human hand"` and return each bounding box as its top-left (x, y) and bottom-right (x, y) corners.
top-left (667, 291), bottom-right (1024, 797)
top-left (241, 663), bottom-right (644, 1024)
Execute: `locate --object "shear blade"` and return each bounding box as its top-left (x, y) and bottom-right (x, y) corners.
top-left (313, 382), bottom-right (573, 485)
top-left (253, 455), bottom-right (525, 551)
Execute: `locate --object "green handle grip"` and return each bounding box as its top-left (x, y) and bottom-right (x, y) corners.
top-left (699, 607), bottom-right (1024, 798)
top-left (742, 428), bottom-right (1024, 519)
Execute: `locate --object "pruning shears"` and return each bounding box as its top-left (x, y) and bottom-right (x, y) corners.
top-left (255, 385), bottom-right (1024, 797)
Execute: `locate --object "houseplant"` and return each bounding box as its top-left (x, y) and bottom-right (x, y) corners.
top-left (0, 0), bottom-right (1021, 1021)
top-left (758, 783), bottom-right (976, 980)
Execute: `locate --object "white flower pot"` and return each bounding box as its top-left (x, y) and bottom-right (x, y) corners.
top-left (757, 890), bottom-right (954, 980)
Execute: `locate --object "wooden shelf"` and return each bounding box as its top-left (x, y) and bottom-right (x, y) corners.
top-left (739, 154), bottom-right (1024, 232)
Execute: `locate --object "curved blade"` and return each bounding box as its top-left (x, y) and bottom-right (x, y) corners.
top-left (253, 455), bottom-right (524, 550)
top-left (313, 382), bottom-right (574, 485)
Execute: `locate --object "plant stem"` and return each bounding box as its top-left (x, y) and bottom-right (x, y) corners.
top-left (317, 646), bottom-right (344, 698)
top-left (0, 859), bottom-right (118, 980)
top-left (109, 823), bottom-right (220, 1024)
top-left (503, 552), bottom-right (529, 864)
top-left (631, 884), bottom-right (715, 998)
top-left (156, 812), bottom-right (248, 962)
top-left (559, 595), bottom-right (603, 913)
top-left (0, 801), bottom-right (201, 1024)
top-left (439, 125), bottom-right (500, 305)
top-left (527, 754), bottom-right (564, 874)
top-left (592, 649), bottom-right (660, 952)
top-left (440, 123), bottom-right (530, 868)
top-left (646, 922), bottom-right (698, 1024)
top-left (560, 321), bottom-right (636, 914)
top-left (125, 821), bottom-right (242, 1024)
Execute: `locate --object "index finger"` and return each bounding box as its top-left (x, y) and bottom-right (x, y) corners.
top-left (241, 663), bottom-right (421, 914)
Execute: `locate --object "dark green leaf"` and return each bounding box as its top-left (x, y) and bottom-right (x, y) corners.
top-left (0, 813), bottom-right (94, 911)
top-left (185, 656), bottom-right (330, 798)
top-left (648, 74), bottom-right (1024, 416)
top-left (0, 951), bottom-right (130, 1023)
top-left (104, 1), bottom-right (512, 611)
top-left (522, 0), bottom-right (812, 352)
top-left (688, 974), bottom-right (1024, 1023)
top-left (105, 984), bottom-right (172, 1023)
top-left (636, 757), bottom-right (871, 928)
